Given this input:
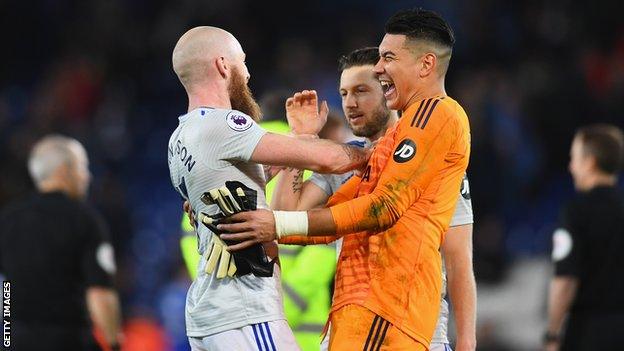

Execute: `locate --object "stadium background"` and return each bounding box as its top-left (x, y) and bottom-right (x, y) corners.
top-left (1, 0), bottom-right (622, 350)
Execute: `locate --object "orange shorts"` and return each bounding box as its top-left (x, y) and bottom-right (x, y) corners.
top-left (328, 304), bottom-right (427, 351)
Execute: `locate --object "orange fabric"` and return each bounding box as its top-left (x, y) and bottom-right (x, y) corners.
top-left (329, 304), bottom-right (427, 351)
top-left (328, 96), bottom-right (471, 346)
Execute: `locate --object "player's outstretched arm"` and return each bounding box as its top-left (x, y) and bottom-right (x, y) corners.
top-left (443, 224), bottom-right (477, 351)
top-left (252, 89), bottom-right (369, 174)
top-left (251, 133), bottom-right (369, 174)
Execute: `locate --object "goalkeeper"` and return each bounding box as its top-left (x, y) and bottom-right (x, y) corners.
top-left (168, 27), bottom-right (369, 350)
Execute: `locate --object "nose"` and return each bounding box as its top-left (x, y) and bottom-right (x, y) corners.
top-left (373, 58), bottom-right (384, 75)
top-left (344, 92), bottom-right (357, 108)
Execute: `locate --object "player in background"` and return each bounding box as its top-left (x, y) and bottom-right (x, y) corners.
top-left (218, 9), bottom-right (471, 350)
top-left (272, 47), bottom-right (476, 351)
top-left (168, 26), bottom-right (368, 351)
top-left (545, 124), bottom-right (624, 351)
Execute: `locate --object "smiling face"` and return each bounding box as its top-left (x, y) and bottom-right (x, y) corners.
top-left (374, 34), bottom-right (424, 111)
top-left (339, 65), bottom-right (391, 139)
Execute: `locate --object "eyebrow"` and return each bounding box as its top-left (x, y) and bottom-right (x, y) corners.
top-left (380, 51), bottom-right (396, 57)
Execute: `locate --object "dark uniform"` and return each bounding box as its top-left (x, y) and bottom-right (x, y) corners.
top-left (0, 191), bottom-right (115, 351)
top-left (553, 185), bottom-right (624, 350)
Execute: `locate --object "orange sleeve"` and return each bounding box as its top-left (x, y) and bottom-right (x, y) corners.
top-left (278, 175), bottom-right (362, 245)
top-left (330, 102), bottom-right (464, 235)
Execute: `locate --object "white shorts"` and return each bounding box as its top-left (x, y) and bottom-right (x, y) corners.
top-left (430, 343), bottom-right (452, 351)
top-left (188, 320), bottom-right (300, 351)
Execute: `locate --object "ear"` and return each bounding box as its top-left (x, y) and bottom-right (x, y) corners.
top-left (215, 57), bottom-right (229, 79)
top-left (419, 53), bottom-right (437, 78)
top-left (585, 155), bottom-right (599, 172)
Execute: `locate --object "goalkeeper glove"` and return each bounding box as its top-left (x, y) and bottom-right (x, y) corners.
top-left (198, 212), bottom-right (237, 278)
top-left (199, 181), bottom-right (274, 278)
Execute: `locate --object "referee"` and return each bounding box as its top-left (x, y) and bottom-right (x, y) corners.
top-left (0, 135), bottom-right (122, 350)
top-left (545, 124), bottom-right (624, 351)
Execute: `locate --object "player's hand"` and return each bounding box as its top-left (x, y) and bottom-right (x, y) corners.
top-left (183, 200), bottom-right (195, 228)
top-left (217, 209), bottom-right (278, 251)
top-left (285, 90), bottom-right (329, 135)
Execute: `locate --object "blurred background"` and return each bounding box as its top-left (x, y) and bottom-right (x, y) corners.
top-left (1, 0), bottom-right (623, 350)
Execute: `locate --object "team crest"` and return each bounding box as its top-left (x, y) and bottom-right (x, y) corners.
top-left (226, 112), bottom-right (252, 132)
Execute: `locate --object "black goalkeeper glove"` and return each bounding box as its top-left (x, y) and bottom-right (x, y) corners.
top-left (199, 181), bottom-right (275, 278)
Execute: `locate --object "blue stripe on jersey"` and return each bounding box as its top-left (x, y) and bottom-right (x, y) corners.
top-left (252, 324), bottom-right (263, 351)
top-left (346, 140), bottom-right (366, 148)
top-left (263, 322), bottom-right (277, 351)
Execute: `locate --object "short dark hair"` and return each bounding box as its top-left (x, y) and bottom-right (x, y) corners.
top-left (576, 124), bottom-right (624, 174)
top-left (385, 8), bottom-right (455, 49)
top-left (338, 47), bottom-right (379, 71)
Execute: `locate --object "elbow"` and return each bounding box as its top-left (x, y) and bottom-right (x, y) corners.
top-left (368, 195), bottom-right (401, 231)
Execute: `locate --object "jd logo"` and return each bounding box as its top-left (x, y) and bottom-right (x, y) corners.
top-left (393, 139), bottom-right (416, 163)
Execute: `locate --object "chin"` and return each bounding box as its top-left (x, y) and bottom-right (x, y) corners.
top-left (386, 99), bottom-right (400, 111)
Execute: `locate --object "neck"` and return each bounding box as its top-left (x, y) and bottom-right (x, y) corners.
top-left (403, 76), bottom-right (446, 110)
top-left (186, 83), bottom-right (231, 112)
top-left (368, 111), bottom-right (399, 142)
top-left (38, 180), bottom-right (74, 198)
top-left (581, 172), bottom-right (617, 191)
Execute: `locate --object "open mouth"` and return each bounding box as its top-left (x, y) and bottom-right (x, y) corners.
top-left (380, 80), bottom-right (396, 99)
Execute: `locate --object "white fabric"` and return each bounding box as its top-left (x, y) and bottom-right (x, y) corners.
top-left (188, 319), bottom-right (300, 351)
top-left (274, 211), bottom-right (308, 238)
top-left (168, 107), bottom-right (285, 337)
top-left (430, 343), bottom-right (453, 351)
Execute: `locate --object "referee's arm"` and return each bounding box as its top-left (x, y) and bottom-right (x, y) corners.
top-left (546, 276), bottom-right (578, 347)
top-left (83, 211), bottom-right (123, 350)
top-left (545, 205), bottom-right (581, 348)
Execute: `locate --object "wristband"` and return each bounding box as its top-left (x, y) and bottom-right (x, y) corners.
top-left (273, 211), bottom-right (308, 239)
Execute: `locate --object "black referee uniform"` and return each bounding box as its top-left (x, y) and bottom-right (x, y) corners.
top-left (553, 185), bottom-right (624, 350)
top-left (0, 191), bottom-right (115, 351)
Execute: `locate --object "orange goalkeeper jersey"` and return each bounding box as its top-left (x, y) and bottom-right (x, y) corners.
top-left (279, 95), bottom-right (470, 346)
top-left (331, 95), bottom-right (470, 346)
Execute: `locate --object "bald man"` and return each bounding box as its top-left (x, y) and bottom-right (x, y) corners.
top-left (167, 27), bottom-right (368, 351)
top-left (0, 135), bottom-right (122, 351)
